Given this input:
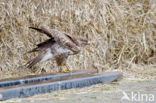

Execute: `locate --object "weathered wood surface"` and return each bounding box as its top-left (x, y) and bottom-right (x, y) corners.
top-left (0, 71), bottom-right (122, 100)
top-left (0, 70), bottom-right (96, 88)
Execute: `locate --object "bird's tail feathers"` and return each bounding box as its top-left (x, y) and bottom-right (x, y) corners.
top-left (26, 55), bottom-right (42, 68)
top-left (27, 48), bottom-right (38, 53)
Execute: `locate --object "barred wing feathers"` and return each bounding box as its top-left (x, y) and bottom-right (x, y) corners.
top-left (29, 26), bottom-right (81, 54)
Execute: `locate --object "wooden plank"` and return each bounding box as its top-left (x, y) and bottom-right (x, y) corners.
top-left (0, 72), bottom-right (122, 100)
top-left (0, 70), bottom-right (96, 88)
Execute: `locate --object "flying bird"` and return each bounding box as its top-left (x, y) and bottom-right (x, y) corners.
top-left (26, 26), bottom-right (89, 72)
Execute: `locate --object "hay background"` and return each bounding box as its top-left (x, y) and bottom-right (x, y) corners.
top-left (0, 0), bottom-right (155, 79)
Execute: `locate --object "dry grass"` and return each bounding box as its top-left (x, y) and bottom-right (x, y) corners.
top-left (0, 0), bottom-right (155, 79)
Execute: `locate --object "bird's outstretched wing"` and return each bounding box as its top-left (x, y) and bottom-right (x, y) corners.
top-left (28, 38), bottom-right (55, 53)
top-left (29, 27), bottom-right (52, 38)
top-left (29, 26), bottom-right (81, 54)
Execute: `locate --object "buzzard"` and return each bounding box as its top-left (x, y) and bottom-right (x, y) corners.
top-left (26, 26), bottom-right (89, 72)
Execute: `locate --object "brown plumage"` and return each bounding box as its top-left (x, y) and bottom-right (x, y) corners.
top-left (26, 26), bottom-right (89, 72)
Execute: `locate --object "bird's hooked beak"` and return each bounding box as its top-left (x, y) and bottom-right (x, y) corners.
top-left (84, 41), bottom-right (90, 46)
top-left (87, 42), bottom-right (90, 45)
top-left (79, 38), bottom-right (90, 46)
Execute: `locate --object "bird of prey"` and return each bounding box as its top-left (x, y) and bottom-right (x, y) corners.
top-left (26, 26), bottom-right (89, 72)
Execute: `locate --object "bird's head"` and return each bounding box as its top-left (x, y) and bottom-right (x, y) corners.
top-left (79, 38), bottom-right (90, 47)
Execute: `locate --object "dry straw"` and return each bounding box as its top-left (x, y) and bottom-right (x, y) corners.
top-left (0, 0), bottom-right (155, 78)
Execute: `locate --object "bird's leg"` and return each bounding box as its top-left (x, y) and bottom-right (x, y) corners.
top-left (66, 65), bottom-right (72, 72)
top-left (60, 65), bottom-right (72, 73)
top-left (60, 65), bottom-right (68, 73)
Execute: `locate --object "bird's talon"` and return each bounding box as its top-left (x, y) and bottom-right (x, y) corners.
top-left (60, 65), bottom-right (72, 73)
top-left (66, 65), bottom-right (72, 72)
top-left (61, 70), bottom-right (68, 73)
top-left (60, 66), bottom-right (68, 73)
